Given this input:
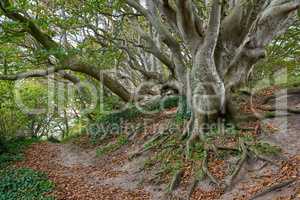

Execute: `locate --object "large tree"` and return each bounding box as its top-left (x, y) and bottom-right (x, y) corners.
top-left (0, 0), bottom-right (299, 147)
top-left (125, 0), bottom-right (300, 139)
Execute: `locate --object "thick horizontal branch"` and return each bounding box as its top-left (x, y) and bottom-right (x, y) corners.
top-left (0, 69), bottom-right (60, 81)
top-left (0, 0), bottom-right (132, 102)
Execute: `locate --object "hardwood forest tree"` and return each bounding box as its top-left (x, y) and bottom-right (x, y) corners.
top-left (0, 0), bottom-right (299, 194)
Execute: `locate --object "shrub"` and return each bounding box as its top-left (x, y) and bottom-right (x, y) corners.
top-left (0, 138), bottom-right (39, 168)
top-left (0, 168), bottom-right (54, 200)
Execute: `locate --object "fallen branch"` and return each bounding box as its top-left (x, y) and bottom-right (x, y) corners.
top-left (249, 178), bottom-right (297, 200)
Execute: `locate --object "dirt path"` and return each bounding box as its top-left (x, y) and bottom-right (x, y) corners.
top-left (13, 93), bottom-right (300, 200)
top-left (14, 126), bottom-right (299, 200)
top-left (15, 142), bottom-right (151, 200)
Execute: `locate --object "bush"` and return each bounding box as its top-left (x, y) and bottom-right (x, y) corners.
top-left (90, 96), bottom-right (180, 140)
top-left (0, 137), bottom-right (8, 154)
top-left (0, 168), bottom-right (54, 200)
top-left (0, 138), bottom-right (39, 168)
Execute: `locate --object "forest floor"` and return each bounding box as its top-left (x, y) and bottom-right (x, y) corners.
top-left (13, 88), bottom-right (300, 200)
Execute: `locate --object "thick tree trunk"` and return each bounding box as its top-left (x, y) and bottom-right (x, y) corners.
top-left (187, 0), bottom-right (225, 139)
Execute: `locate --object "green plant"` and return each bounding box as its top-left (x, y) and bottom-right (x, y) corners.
top-left (96, 134), bottom-right (128, 157)
top-left (0, 138), bottom-right (39, 168)
top-left (0, 168), bottom-right (54, 200)
top-left (251, 142), bottom-right (281, 156)
top-left (92, 97), bottom-right (180, 140)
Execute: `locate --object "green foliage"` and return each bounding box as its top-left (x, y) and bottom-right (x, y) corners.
top-left (18, 80), bottom-right (48, 112)
top-left (97, 96), bottom-right (179, 124)
top-left (96, 105), bottom-right (140, 125)
top-left (143, 133), bottom-right (184, 181)
top-left (91, 96), bottom-right (180, 140)
top-left (251, 142), bottom-right (281, 156)
top-left (251, 22), bottom-right (300, 86)
top-left (0, 138), bottom-right (39, 168)
top-left (0, 80), bottom-right (48, 139)
top-left (0, 168), bottom-right (54, 200)
top-left (0, 82), bottom-right (25, 137)
top-left (175, 96), bottom-right (191, 125)
top-left (190, 142), bottom-right (205, 161)
top-left (96, 134), bottom-right (128, 157)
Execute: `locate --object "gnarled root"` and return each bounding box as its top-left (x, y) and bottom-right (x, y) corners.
top-left (202, 150), bottom-right (221, 186)
top-left (129, 132), bottom-right (169, 159)
top-left (262, 87), bottom-right (300, 104)
top-left (224, 142), bottom-right (248, 191)
top-left (249, 178), bottom-right (297, 200)
top-left (169, 169), bottom-right (184, 192)
top-left (258, 105), bottom-right (300, 114)
top-left (187, 177), bottom-right (200, 200)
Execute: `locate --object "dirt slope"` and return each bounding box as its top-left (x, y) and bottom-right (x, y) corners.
top-left (13, 93), bottom-right (300, 200)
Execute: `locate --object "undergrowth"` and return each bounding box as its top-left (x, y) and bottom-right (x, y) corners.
top-left (0, 137), bottom-right (39, 168)
top-left (90, 96), bottom-right (180, 140)
top-left (96, 134), bottom-right (128, 157)
top-left (141, 123), bottom-right (281, 187)
top-left (0, 168), bottom-right (54, 200)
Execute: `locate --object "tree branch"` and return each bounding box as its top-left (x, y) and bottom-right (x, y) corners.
top-left (175, 0), bottom-right (202, 52)
top-left (203, 0), bottom-right (222, 55)
top-left (0, 0), bottom-right (132, 102)
top-left (125, 0), bottom-right (187, 84)
top-left (0, 0), bottom-right (59, 50)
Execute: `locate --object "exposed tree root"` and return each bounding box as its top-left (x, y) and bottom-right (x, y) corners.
top-left (225, 142), bottom-right (248, 190)
top-left (250, 150), bottom-right (280, 167)
top-left (186, 133), bottom-right (199, 159)
top-left (216, 145), bottom-right (239, 152)
top-left (129, 132), bottom-right (169, 159)
top-left (249, 178), bottom-right (297, 200)
top-left (237, 111), bottom-right (291, 123)
top-left (258, 105), bottom-right (300, 114)
top-left (169, 169), bottom-right (184, 192)
top-left (202, 150), bottom-right (221, 187)
top-left (181, 115), bottom-right (194, 141)
top-left (127, 125), bottom-right (144, 140)
top-left (129, 121), bottom-right (284, 198)
top-left (187, 177), bottom-right (200, 200)
top-left (99, 132), bottom-right (110, 142)
top-left (262, 87), bottom-right (300, 104)
top-left (185, 149), bottom-right (221, 198)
